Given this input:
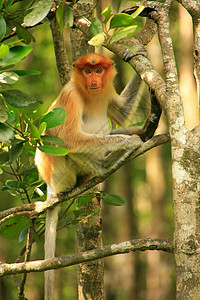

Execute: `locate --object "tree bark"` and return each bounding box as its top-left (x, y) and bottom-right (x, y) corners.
top-left (76, 196), bottom-right (104, 300)
top-left (50, 16), bottom-right (71, 85)
top-left (155, 5), bottom-right (200, 299)
top-left (172, 130), bottom-right (200, 299)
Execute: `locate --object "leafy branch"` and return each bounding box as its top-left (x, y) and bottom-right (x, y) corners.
top-left (0, 133), bottom-right (169, 225)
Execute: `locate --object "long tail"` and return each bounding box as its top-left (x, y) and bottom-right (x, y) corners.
top-left (45, 188), bottom-right (59, 300)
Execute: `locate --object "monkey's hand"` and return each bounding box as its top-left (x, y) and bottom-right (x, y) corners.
top-left (116, 133), bottom-right (143, 148)
top-left (129, 134), bottom-right (143, 146)
top-left (123, 46), bottom-right (148, 62)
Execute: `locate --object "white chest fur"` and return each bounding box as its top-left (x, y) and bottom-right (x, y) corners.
top-left (82, 114), bottom-right (110, 135)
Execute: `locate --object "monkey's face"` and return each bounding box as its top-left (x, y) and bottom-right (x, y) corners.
top-left (82, 67), bottom-right (105, 94)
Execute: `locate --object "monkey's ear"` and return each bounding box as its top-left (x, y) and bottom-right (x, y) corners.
top-left (72, 63), bottom-right (79, 71)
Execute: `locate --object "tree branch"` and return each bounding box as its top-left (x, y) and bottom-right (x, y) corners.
top-left (124, 1), bottom-right (186, 135)
top-left (0, 134), bottom-right (169, 223)
top-left (18, 219), bottom-right (35, 299)
top-left (50, 16), bottom-right (71, 85)
top-left (0, 238), bottom-right (174, 277)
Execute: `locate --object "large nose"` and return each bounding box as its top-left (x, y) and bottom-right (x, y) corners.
top-left (91, 72), bottom-right (97, 85)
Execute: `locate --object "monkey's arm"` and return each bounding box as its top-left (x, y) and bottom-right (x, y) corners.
top-left (108, 73), bottom-right (142, 125)
top-left (109, 76), bottom-right (162, 141)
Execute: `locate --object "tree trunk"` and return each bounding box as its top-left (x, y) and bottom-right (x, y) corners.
top-left (76, 196), bottom-right (104, 300)
top-left (172, 129), bottom-right (200, 299)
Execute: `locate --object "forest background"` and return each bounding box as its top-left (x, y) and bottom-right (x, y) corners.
top-left (0, 0), bottom-right (199, 299)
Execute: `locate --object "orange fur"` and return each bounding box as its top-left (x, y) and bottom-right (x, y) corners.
top-left (35, 151), bottom-right (52, 186)
top-left (35, 54), bottom-right (116, 192)
top-left (35, 53), bottom-right (140, 194)
top-left (34, 53), bottom-right (143, 300)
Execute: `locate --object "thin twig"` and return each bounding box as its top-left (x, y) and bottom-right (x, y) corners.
top-left (18, 219), bottom-right (36, 299)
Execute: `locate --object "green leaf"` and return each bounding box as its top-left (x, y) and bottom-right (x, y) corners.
top-left (111, 25), bottom-right (137, 43)
top-left (73, 210), bottom-right (92, 218)
top-left (0, 44), bottom-right (9, 59)
top-left (41, 135), bottom-right (64, 146)
top-left (78, 194), bottom-right (93, 208)
top-left (40, 107), bottom-right (67, 129)
top-left (56, 2), bottom-right (65, 31)
top-left (0, 123), bottom-right (14, 143)
top-left (81, 208), bottom-right (100, 220)
top-left (4, 0), bottom-right (13, 9)
top-left (101, 6), bottom-right (112, 24)
top-left (110, 13), bottom-right (135, 29)
top-left (0, 45), bottom-right (32, 67)
top-left (9, 142), bottom-right (24, 162)
top-left (28, 121), bottom-right (40, 139)
top-left (88, 33), bottom-right (105, 47)
top-left (13, 70), bottom-right (41, 76)
top-left (0, 149), bottom-right (9, 164)
top-left (65, 5), bottom-right (73, 27)
top-left (0, 0), bottom-right (3, 9)
top-left (38, 145), bottom-right (68, 156)
top-left (1, 89), bottom-right (38, 108)
top-left (0, 15), bottom-right (6, 41)
top-left (0, 71), bottom-right (19, 84)
top-left (89, 17), bottom-right (103, 37)
top-left (6, 110), bottom-right (17, 124)
top-left (24, 0), bottom-right (54, 26)
top-left (39, 121), bottom-right (46, 135)
top-left (23, 167), bottom-right (39, 184)
top-left (25, 144), bottom-right (36, 155)
top-left (5, 180), bottom-right (28, 189)
top-left (0, 109), bottom-right (8, 123)
top-left (102, 193), bottom-right (127, 206)
top-left (0, 216), bottom-right (29, 239)
top-left (71, 219), bottom-right (79, 225)
top-left (16, 24), bottom-right (33, 44)
top-left (56, 4), bottom-right (73, 32)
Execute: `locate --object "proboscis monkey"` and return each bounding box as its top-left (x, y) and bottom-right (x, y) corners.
top-left (35, 53), bottom-right (161, 300)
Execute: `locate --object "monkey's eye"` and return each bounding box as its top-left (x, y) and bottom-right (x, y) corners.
top-left (84, 69), bottom-right (92, 74)
top-left (96, 68), bottom-right (103, 74)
